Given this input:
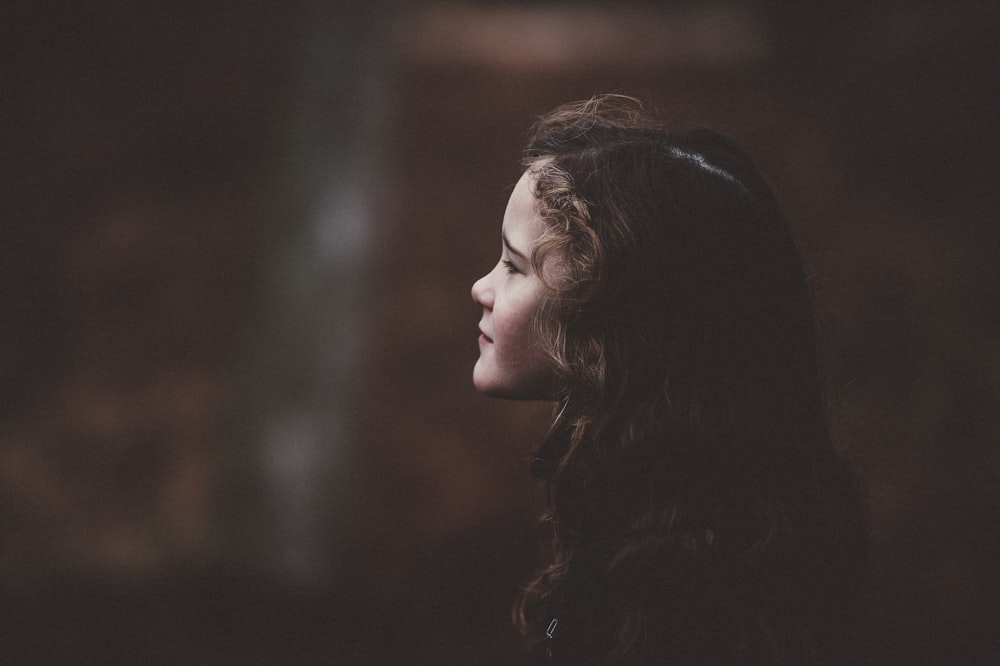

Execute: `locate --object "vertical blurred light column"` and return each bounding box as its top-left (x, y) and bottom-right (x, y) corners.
top-left (231, 0), bottom-right (391, 588)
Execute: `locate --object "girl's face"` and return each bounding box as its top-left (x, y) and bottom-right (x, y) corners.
top-left (471, 171), bottom-right (556, 400)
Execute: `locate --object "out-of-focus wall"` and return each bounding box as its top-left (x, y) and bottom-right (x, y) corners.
top-left (2, 2), bottom-right (289, 582)
top-left (2, 1), bottom-right (998, 664)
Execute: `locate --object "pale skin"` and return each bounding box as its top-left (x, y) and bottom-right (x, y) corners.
top-left (471, 170), bottom-right (556, 401)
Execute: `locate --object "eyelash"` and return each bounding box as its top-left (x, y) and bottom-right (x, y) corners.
top-left (502, 260), bottom-right (520, 275)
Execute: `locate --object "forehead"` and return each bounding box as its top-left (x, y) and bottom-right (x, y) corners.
top-left (503, 170), bottom-right (543, 239)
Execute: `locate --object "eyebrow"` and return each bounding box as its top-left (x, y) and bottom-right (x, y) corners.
top-left (502, 230), bottom-right (528, 262)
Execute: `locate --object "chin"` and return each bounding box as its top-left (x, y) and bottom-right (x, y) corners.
top-left (473, 355), bottom-right (558, 400)
top-left (473, 372), bottom-right (554, 402)
top-left (473, 375), bottom-right (513, 399)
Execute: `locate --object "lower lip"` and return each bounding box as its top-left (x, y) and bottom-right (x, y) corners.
top-left (479, 334), bottom-right (492, 345)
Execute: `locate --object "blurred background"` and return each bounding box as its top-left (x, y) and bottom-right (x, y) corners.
top-left (2, 0), bottom-right (998, 663)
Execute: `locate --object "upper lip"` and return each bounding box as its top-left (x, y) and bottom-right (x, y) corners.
top-left (479, 327), bottom-right (493, 342)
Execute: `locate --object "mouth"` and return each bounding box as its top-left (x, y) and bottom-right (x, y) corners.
top-left (478, 329), bottom-right (493, 344)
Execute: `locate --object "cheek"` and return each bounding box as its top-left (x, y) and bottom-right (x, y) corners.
top-left (493, 294), bottom-right (551, 380)
top-left (476, 282), bottom-right (555, 399)
top-left (495, 294), bottom-right (540, 349)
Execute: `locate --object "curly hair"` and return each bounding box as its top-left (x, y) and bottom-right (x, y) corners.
top-left (513, 96), bottom-right (868, 664)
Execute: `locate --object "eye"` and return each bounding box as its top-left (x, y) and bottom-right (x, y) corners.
top-left (502, 259), bottom-right (520, 275)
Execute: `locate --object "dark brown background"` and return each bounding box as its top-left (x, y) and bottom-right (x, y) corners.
top-left (2, 1), bottom-right (998, 663)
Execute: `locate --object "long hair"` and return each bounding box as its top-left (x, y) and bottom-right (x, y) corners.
top-left (515, 96), bottom-right (867, 664)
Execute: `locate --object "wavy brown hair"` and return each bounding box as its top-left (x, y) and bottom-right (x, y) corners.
top-left (514, 96), bottom-right (868, 664)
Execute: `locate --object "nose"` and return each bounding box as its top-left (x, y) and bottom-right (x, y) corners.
top-left (471, 271), bottom-right (493, 309)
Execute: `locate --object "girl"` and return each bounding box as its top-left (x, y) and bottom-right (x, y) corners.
top-left (471, 96), bottom-right (868, 664)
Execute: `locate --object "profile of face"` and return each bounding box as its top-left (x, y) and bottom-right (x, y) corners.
top-left (471, 170), bottom-right (556, 401)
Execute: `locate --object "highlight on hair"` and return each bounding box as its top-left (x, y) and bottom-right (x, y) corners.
top-left (513, 96), bottom-right (868, 664)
